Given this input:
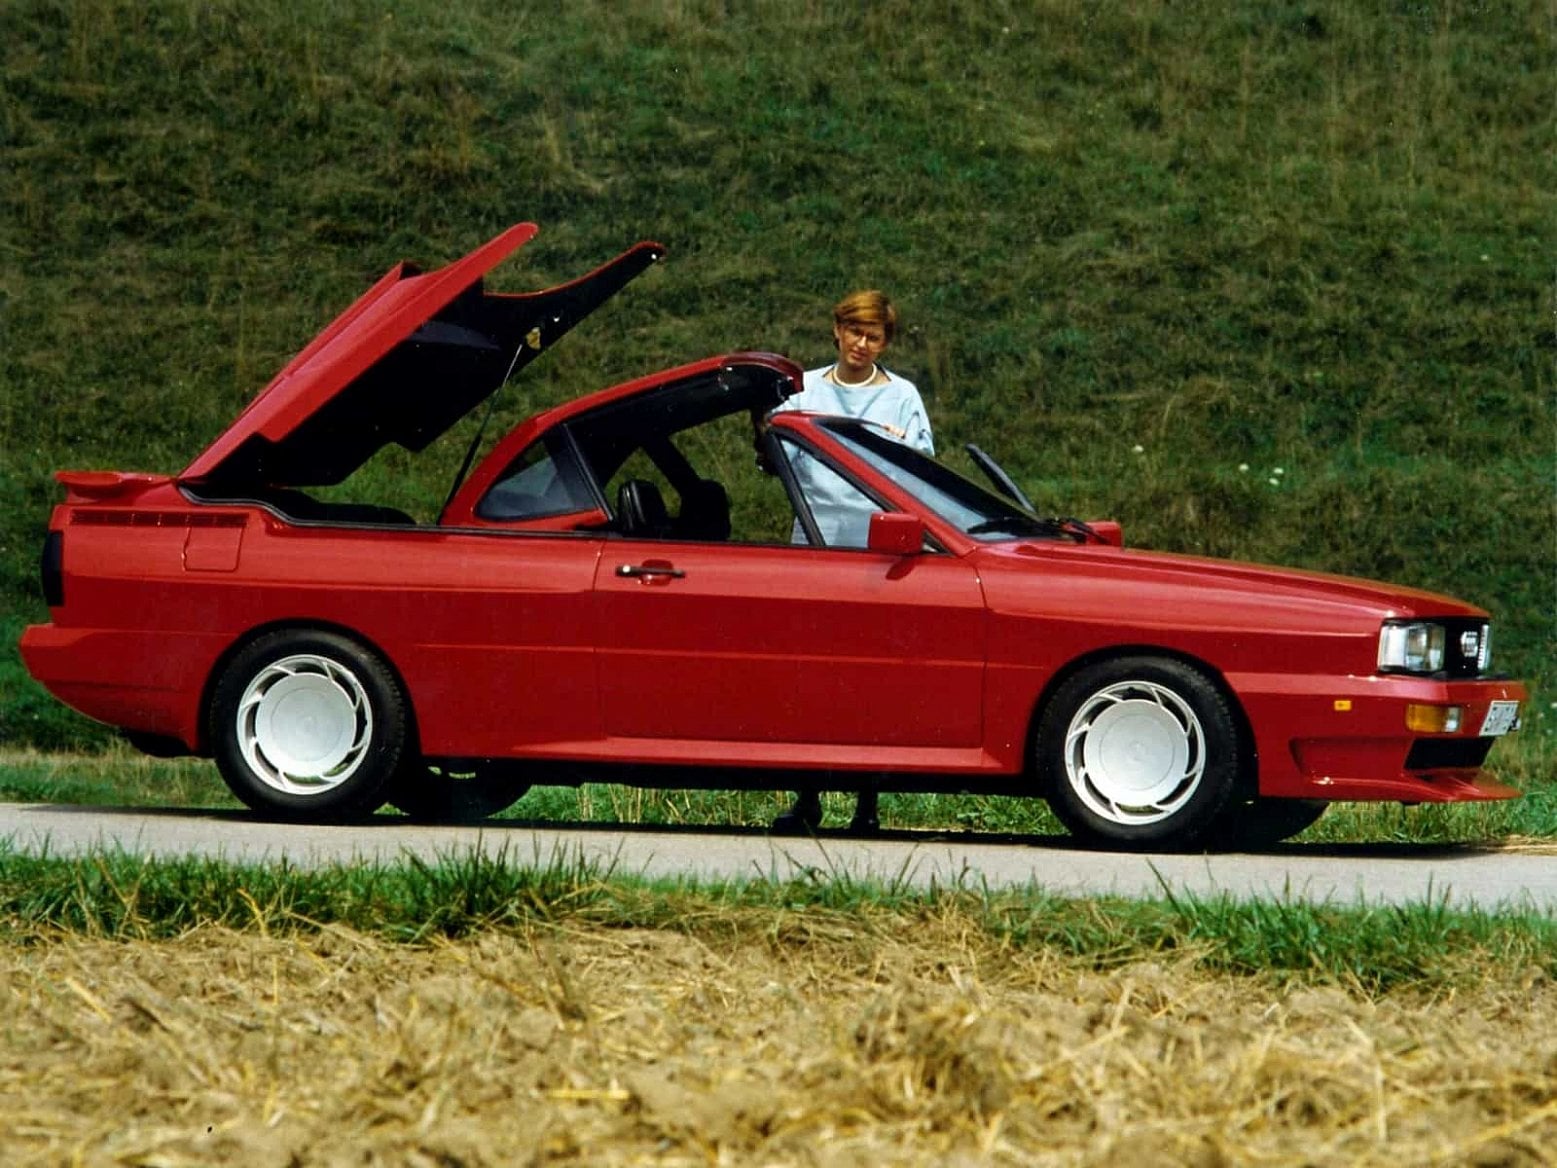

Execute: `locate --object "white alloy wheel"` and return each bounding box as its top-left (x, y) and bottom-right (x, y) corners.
top-left (1061, 679), bottom-right (1206, 827)
top-left (235, 653), bottom-right (373, 795)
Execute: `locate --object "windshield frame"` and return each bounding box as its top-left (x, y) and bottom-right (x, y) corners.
top-left (817, 419), bottom-right (1065, 542)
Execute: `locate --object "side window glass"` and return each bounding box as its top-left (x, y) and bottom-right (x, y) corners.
top-left (602, 451), bottom-right (675, 519)
top-left (674, 412), bottom-right (790, 544)
top-left (777, 436), bottom-right (883, 549)
top-left (476, 439), bottom-right (594, 521)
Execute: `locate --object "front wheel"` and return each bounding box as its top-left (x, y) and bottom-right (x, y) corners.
top-left (209, 629), bottom-right (407, 821)
top-left (390, 763), bottom-right (531, 823)
top-left (1036, 657), bottom-right (1241, 850)
top-left (1210, 798), bottom-right (1328, 851)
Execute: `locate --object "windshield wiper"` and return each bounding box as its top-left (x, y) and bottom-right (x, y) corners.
top-left (967, 514), bottom-right (1100, 543)
top-left (967, 515), bottom-right (1064, 537)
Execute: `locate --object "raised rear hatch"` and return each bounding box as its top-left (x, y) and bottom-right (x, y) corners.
top-left (179, 224), bottom-right (664, 492)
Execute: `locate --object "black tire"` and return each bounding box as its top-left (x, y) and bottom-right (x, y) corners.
top-left (1209, 798), bottom-right (1328, 851)
top-left (123, 730), bottom-right (191, 759)
top-left (770, 790), bottom-right (823, 834)
top-left (208, 629), bottom-right (407, 821)
top-left (1036, 656), bottom-right (1241, 850)
top-left (390, 763), bottom-right (531, 824)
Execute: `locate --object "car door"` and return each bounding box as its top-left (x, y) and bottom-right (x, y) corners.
top-left (592, 535), bottom-right (987, 761)
top-left (384, 528), bottom-right (607, 758)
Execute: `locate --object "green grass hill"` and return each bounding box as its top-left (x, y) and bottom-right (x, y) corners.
top-left (2, 0), bottom-right (1552, 749)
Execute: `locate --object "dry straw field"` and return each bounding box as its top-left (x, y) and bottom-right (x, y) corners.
top-left (5, 911), bottom-right (1555, 1166)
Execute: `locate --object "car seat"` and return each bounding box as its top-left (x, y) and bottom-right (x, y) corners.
top-left (673, 479), bottom-right (732, 541)
top-left (616, 479), bottom-right (671, 537)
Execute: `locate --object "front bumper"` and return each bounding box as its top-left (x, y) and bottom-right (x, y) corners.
top-left (1228, 671), bottom-right (1528, 803)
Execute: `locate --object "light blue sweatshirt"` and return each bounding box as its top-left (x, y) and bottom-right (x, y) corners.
top-left (775, 365), bottom-right (934, 546)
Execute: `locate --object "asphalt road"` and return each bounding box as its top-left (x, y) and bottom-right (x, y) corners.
top-left (3, 802), bottom-right (1555, 912)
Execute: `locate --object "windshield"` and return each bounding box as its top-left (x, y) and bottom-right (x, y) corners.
top-left (822, 420), bottom-right (1069, 541)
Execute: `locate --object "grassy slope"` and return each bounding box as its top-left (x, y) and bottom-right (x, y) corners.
top-left (1, 0), bottom-right (1552, 753)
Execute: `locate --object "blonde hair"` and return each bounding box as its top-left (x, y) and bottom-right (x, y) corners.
top-left (832, 289), bottom-right (897, 343)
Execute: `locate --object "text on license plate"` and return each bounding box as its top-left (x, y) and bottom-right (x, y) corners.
top-left (1480, 701), bottom-right (1520, 737)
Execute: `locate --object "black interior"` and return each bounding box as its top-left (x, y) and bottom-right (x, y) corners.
top-left (674, 479), bottom-right (731, 541)
top-left (615, 479), bottom-right (671, 538)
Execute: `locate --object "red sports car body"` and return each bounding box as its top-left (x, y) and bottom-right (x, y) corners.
top-left (20, 224), bottom-right (1527, 849)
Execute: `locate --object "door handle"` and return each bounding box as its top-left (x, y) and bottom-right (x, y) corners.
top-left (615, 563), bottom-right (686, 579)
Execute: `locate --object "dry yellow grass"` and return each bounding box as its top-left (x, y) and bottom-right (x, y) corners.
top-left (3, 915), bottom-right (1555, 1166)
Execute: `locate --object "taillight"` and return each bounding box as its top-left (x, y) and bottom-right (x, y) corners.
top-left (41, 531), bottom-right (63, 607)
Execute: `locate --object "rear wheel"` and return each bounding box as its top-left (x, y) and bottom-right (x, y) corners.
top-left (1036, 656), bottom-right (1241, 850)
top-left (209, 629), bottom-right (406, 821)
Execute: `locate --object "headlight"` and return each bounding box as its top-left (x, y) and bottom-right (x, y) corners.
top-left (1378, 621), bottom-right (1446, 674)
top-left (1465, 624), bottom-right (1492, 672)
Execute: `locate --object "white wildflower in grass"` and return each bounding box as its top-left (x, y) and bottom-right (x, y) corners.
top-left (1238, 463), bottom-right (1249, 473)
top-left (1273, 467), bottom-right (1285, 476)
top-left (1268, 478), bottom-right (1280, 487)
top-left (1132, 444), bottom-right (1144, 454)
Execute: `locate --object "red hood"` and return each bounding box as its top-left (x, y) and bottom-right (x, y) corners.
top-left (991, 539), bottom-right (1489, 622)
top-left (180, 223), bottom-right (663, 488)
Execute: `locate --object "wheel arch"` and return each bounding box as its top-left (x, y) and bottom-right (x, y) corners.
top-left (196, 619), bottom-right (421, 757)
top-left (1024, 644), bottom-right (1259, 798)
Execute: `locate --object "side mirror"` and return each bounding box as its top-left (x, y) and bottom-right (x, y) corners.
top-left (1088, 520), bottom-right (1123, 547)
top-left (867, 511), bottom-right (926, 556)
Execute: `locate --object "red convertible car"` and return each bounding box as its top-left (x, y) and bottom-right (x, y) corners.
top-left (20, 224), bottom-right (1527, 850)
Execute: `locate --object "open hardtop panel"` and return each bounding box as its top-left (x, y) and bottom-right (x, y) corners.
top-left (180, 225), bottom-right (664, 491)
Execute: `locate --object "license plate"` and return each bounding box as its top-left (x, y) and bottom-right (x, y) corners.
top-left (1480, 701), bottom-right (1520, 736)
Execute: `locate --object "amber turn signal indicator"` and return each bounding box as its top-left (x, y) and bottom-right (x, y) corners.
top-left (1406, 704), bottom-right (1462, 734)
